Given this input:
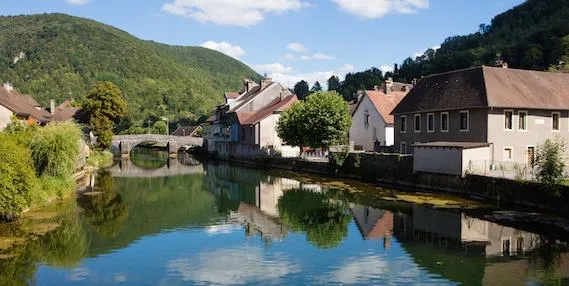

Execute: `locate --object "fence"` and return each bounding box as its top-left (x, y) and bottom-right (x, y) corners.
top-left (466, 160), bottom-right (535, 180)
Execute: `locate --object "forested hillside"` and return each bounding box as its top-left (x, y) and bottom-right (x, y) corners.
top-left (0, 13), bottom-right (261, 129)
top-left (394, 0), bottom-right (569, 82)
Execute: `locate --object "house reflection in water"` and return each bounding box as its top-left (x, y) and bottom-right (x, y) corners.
top-left (350, 205), bottom-right (393, 250)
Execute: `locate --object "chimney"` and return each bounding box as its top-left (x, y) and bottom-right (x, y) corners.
top-left (50, 99), bottom-right (56, 116)
top-left (260, 77), bottom-right (273, 90)
top-left (3, 82), bottom-right (13, 92)
top-left (501, 62), bottom-right (509, 69)
top-left (411, 78), bottom-right (418, 86)
top-left (373, 85), bottom-right (380, 91)
top-left (243, 79), bottom-right (258, 92)
top-left (384, 77), bottom-right (393, 94)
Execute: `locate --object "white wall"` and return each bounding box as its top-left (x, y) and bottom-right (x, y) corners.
top-left (414, 147), bottom-right (463, 175)
top-left (462, 147), bottom-right (491, 175)
top-left (259, 114), bottom-right (300, 157)
top-left (0, 104), bottom-right (14, 130)
top-left (349, 95), bottom-right (388, 151)
top-left (385, 126), bottom-right (394, 146)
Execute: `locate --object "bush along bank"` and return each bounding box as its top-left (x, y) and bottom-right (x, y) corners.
top-left (0, 121), bottom-right (85, 222)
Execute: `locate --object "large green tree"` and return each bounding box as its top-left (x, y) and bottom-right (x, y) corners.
top-left (277, 91), bottom-right (351, 150)
top-left (327, 75), bottom-right (341, 92)
top-left (311, 81), bottom-right (323, 93)
top-left (83, 81), bottom-right (127, 150)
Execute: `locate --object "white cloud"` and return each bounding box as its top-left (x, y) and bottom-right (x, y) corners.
top-left (162, 0), bottom-right (310, 27)
top-left (413, 45), bottom-right (440, 58)
top-left (283, 53), bottom-right (297, 60)
top-left (253, 63), bottom-right (294, 74)
top-left (269, 64), bottom-right (355, 88)
top-left (380, 65), bottom-right (393, 74)
top-left (312, 53), bottom-right (336, 60)
top-left (200, 41), bottom-right (246, 59)
top-left (166, 247), bottom-right (301, 285)
top-left (66, 0), bottom-right (89, 5)
top-left (300, 55), bottom-right (311, 60)
top-left (287, 42), bottom-right (308, 53)
top-left (333, 0), bottom-right (429, 19)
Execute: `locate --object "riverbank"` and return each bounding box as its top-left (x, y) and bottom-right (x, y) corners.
top-left (206, 154), bottom-right (569, 216)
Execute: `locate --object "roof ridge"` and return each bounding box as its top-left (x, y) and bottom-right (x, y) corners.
top-left (420, 66), bottom-right (483, 79)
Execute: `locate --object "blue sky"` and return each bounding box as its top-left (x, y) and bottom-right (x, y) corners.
top-left (3, 0), bottom-right (525, 87)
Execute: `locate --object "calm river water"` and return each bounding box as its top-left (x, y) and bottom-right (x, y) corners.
top-left (1, 149), bottom-right (569, 285)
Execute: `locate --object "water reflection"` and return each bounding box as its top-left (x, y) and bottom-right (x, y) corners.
top-left (0, 154), bottom-right (568, 285)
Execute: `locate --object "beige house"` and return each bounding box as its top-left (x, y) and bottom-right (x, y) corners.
top-left (0, 82), bottom-right (51, 130)
top-left (349, 80), bottom-right (411, 151)
top-left (392, 66), bottom-right (569, 173)
top-left (204, 78), bottom-right (300, 158)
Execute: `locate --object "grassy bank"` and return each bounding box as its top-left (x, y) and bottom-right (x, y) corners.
top-left (86, 150), bottom-right (113, 169)
top-left (0, 121), bottom-right (84, 222)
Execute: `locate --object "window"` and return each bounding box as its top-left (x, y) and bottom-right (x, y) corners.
top-left (504, 147), bottom-right (513, 161)
top-left (414, 114), bottom-right (421, 133)
top-left (527, 146), bottom-right (535, 168)
top-left (441, 112), bottom-right (449, 132)
top-left (459, 110), bottom-right (469, 132)
top-left (502, 238), bottom-right (511, 256)
top-left (516, 237), bottom-right (524, 254)
top-left (552, 112), bottom-right (560, 131)
top-left (504, 110), bottom-right (513, 130)
top-left (400, 142), bottom-right (407, 154)
top-left (518, 111), bottom-right (527, 131)
top-left (427, 113), bottom-right (435, 133)
top-left (364, 111), bottom-right (370, 129)
top-left (400, 116), bottom-right (407, 133)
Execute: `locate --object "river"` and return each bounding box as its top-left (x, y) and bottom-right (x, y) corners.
top-left (0, 149), bottom-right (568, 285)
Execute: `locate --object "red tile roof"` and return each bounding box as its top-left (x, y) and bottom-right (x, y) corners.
top-left (236, 95), bottom-right (298, 125)
top-left (52, 100), bottom-right (80, 122)
top-left (225, 92), bottom-right (240, 100)
top-left (355, 90), bottom-right (408, 125)
top-left (0, 86), bottom-right (50, 122)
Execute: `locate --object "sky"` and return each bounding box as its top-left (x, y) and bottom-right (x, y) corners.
top-left (2, 0), bottom-right (525, 88)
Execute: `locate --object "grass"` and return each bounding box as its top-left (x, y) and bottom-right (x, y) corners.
top-left (86, 150), bottom-right (113, 168)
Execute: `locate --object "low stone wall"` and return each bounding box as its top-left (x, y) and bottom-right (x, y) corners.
top-left (211, 152), bottom-right (569, 215)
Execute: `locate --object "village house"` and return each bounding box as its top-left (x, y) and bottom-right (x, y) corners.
top-left (171, 125), bottom-right (202, 137)
top-left (0, 82), bottom-right (51, 130)
top-left (204, 78), bottom-right (300, 158)
top-left (391, 65), bottom-right (569, 175)
top-left (349, 78), bottom-right (411, 151)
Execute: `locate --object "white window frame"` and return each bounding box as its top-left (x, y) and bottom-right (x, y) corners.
top-left (552, 111), bottom-right (560, 132)
top-left (414, 114), bottom-right (422, 133)
top-left (527, 145), bottom-right (536, 168)
top-left (440, 112), bottom-right (449, 133)
top-left (503, 146), bottom-right (514, 161)
top-left (459, 110), bottom-right (469, 132)
top-left (518, 110), bottom-right (528, 132)
top-left (400, 142), bottom-right (407, 154)
top-left (504, 109), bottom-right (514, 131)
top-left (427, 113), bottom-right (435, 133)
top-left (400, 115), bottom-right (407, 133)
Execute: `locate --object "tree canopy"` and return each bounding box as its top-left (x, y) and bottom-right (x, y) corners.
top-left (293, 80), bottom-right (310, 100)
top-left (83, 81), bottom-right (127, 149)
top-left (277, 91), bottom-right (351, 149)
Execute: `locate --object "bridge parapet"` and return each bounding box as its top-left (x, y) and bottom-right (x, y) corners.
top-left (112, 135), bottom-right (203, 156)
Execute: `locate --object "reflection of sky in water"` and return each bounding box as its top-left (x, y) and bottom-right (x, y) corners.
top-left (35, 222), bottom-right (452, 285)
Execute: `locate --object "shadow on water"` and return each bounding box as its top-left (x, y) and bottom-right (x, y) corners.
top-left (0, 155), bottom-right (568, 285)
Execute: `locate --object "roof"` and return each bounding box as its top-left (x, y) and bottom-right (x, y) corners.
top-left (354, 90), bottom-right (408, 125)
top-left (228, 82), bottom-right (280, 113)
top-left (52, 100), bottom-right (80, 122)
top-left (171, 125), bottom-right (200, 136)
top-left (236, 95), bottom-right (298, 125)
top-left (0, 86), bottom-right (51, 122)
top-left (206, 115), bottom-right (217, 123)
top-left (392, 66), bottom-right (569, 114)
top-left (413, 141), bottom-right (491, 149)
top-left (224, 92), bottom-right (240, 100)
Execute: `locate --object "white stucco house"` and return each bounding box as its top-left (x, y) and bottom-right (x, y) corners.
top-left (204, 78), bottom-right (301, 158)
top-left (349, 79), bottom-right (411, 151)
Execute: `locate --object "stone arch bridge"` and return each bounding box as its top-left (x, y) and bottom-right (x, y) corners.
top-left (112, 135), bottom-right (203, 156)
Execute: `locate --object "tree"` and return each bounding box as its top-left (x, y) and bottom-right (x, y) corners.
top-left (293, 80), bottom-right (310, 100)
top-left (327, 76), bottom-right (341, 92)
top-left (152, 121), bottom-right (168, 135)
top-left (83, 81), bottom-right (127, 150)
top-left (311, 81), bottom-right (322, 93)
top-left (29, 122), bottom-right (82, 177)
top-left (535, 137), bottom-right (566, 185)
top-left (277, 91), bottom-right (351, 150)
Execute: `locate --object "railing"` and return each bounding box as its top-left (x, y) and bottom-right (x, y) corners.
top-left (466, 160), bottom-right (535, 180)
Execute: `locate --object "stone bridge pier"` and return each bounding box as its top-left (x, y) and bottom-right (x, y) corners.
top-left (112, 135), bottom-right (203, 158)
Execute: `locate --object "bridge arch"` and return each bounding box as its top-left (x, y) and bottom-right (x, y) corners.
top-left (112, 135), bottom-right (203, 157)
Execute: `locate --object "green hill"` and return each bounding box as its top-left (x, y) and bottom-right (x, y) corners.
top-left (0, 13), bottom-right (261, 129)
top-left (394, 0), bottom-right (569, 82)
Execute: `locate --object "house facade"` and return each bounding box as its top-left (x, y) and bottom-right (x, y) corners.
top-left (204, 78), bottom-right (300, 158)
top-left (0, 82), bottom-right (51, 130)
top-left (349, 79), bottom-right (411, 150)
top-left (391, 65), bottom-right (569, 170)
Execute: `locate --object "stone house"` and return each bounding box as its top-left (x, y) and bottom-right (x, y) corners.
top-left (349, 79), bottom-right (411, 150)
top-left (0, 82), bottom-right (51, 130)
top-left (204, 78), bottom-right (300, 157)
top-left (391, 65), bottom-right (569, 171)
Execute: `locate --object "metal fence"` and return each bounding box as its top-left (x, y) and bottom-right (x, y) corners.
top-left (466, 160), bottom-right (535, 180)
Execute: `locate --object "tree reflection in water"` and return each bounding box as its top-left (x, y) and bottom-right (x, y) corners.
top-left (77, 169), bottom-right (128, 239)
top-left (278, 189), bottom-right (351, 249)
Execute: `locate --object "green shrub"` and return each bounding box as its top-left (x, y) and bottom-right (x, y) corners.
top-left (37, 176), bottom-right (76, 201)
top-left (86, 150), bottom-right (114, 168)
top-left (29, 122), bottom-right (82, 177)
top-left (0, 134), bottom-right (38, 221)
top-left (535, 137), bottom-right (566, 185)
